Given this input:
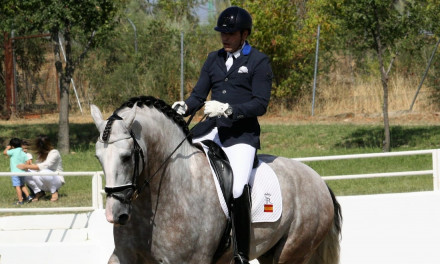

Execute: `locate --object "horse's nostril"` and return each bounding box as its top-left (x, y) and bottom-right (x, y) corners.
top-left (118, 214), bottom-right (129, 225)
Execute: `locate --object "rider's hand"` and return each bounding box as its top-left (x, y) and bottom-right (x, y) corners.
top-left (172, 101), bottom-right (187, 115)
top-left (204, 101), bottom-right (231, 118)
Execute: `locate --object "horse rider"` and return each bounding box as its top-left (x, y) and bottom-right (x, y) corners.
top-left (172, 6), bottom-right (273, 264)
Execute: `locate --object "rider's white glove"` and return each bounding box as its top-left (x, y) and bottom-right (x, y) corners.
top-left (172, 101), bottom-right (187, 115)
top-left (204, 100), bottom-right (231, 118)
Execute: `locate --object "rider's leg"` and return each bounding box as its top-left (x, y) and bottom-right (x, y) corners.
top-left (231, 184), bottom-right (252, 264)
top-left (223, 144), bottom-right (255, 264)
top-left (191, 127), bottom-right (218, 144)
top-left (193, 129), bottom-right (255, 263)
top-left (222, 144), bottom-right (255, 198)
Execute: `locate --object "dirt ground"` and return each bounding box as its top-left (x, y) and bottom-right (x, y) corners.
top-left (260, 110), bottom-right (440, 126)
top-left (1, 110), bottom-right (439, 126)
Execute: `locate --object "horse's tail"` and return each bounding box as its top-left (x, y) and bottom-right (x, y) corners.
top-left (307, 185), bottom-right (342, 264)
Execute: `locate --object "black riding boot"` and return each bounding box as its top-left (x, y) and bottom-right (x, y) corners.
top-left (232, 184), bottom-right (251, 264)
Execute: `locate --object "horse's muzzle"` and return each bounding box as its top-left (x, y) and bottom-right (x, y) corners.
top-left (105, 195), bottom-right (132, 225)
top-left (104, 185), bottom-right (135, 225)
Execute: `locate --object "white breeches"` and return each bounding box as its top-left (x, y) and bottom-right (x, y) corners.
top-left (193, 127), bottom-right (256, 198)
top-left (26, 169), bottom-right (63, 194)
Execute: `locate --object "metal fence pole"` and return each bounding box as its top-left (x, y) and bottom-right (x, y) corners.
top-left (127, 18), bottom-right (138, 54)
top-left (409, 37), bottom-right (440, 111)
top-left (58, 36), bottom-right (83, 113)
top-left (180, 31), bottom-right (184, 101)
top-left (311, 25), bottom-right (320, 116)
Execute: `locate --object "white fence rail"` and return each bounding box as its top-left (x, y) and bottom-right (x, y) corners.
top-left (295, 149), bottom-right (440, 191)
top-left (1, 149), bottom-right (439, 213)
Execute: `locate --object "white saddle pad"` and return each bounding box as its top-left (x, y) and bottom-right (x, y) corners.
top-left (249, 161), bottom-right (283, 223)
top-left (200, 144), bottom-right (282, 223)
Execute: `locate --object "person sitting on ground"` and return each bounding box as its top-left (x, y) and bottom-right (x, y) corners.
top-left (17, 135), bottom-right (64, 202)
top-left (3, 138), bottom-right (33, 205)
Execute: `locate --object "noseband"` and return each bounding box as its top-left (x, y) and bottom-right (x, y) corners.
top-left (101, 114), bottom-right (145, 203)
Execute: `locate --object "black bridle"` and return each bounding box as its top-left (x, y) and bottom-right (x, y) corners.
top-left (101, 114), bottom-right (145, 204)
top-left (102, 105), bottom-right (205, 203)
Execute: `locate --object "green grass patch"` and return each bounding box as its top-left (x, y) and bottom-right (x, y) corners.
top-left (1, 122), bottom-right (439, 214)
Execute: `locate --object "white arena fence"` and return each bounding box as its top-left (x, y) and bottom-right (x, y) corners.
top-left (295, 149), bottom-right (440, 190)
top-left (1, 148), bottom-right (440, 213)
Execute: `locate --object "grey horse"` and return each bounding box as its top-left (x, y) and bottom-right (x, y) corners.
top-left (91, 96), bottom-right (342, 264)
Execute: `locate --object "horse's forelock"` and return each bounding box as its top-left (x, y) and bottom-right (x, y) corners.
top-left (102, 114), bottom-right (123, 142)
top-left (101, 119), bottom-right (113, 142)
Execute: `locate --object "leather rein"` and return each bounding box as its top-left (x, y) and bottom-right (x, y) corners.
top-left (102, 106), bottom-right (205, 203)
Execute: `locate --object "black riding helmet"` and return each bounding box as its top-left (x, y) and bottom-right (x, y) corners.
top-left (214, 6), bottom-right (252, 35)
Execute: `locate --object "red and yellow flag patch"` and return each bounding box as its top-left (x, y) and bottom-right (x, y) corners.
top-left (264, 204), bottom-right (273, 213)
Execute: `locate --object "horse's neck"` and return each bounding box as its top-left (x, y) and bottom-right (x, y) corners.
top-left (132, 111), bottom-right (225, 255)
top-left (137, 110), bottom-right (200, 188)
top-left (140, 112), bottom-right (216, 196)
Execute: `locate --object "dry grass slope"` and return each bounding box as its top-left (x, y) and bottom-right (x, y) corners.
top-left (2, 72), bottom-right (439, 126)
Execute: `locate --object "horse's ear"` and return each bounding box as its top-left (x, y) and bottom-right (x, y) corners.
top-left (123, 102), bottom-right (137, 130)
top-left (91, 104), bottom-right (105, 133)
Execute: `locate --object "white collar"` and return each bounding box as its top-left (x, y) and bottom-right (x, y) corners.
top-left (227, 42), bottom-right (245, 59)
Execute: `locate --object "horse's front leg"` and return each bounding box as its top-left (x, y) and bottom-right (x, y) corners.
top-left (110, 243), bottom-right (150, 264)
top-left (111, 219), bottom-right (153, 264)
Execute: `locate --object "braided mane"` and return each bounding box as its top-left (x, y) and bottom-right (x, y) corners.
top-left (101, 114), bottom-right (123, 142)
top-left (112, 95), bottom-right (191, 141)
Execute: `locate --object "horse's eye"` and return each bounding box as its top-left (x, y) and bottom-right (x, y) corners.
top-left (121, 155), bottom-right (132, 163)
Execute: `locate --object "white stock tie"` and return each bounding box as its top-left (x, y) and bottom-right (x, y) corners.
top-left (226, 53), bottom-right (234, 71)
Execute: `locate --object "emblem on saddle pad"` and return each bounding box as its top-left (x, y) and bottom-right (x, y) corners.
top-left (264, 193), bottom-right (273, 213)
top-left (200, 140), bottom-right (282, 223)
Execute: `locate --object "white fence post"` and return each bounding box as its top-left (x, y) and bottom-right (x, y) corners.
top-left (97, 172), bottom-right (104, 209)
top-left (92, 173), bottom-right (98, 209)
top-left (433, 149), bottom-right (440, 191)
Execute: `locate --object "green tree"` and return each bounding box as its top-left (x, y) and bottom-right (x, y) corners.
top-left (424, 0), bottom-right (440, 35)
top-left (8, 0), bottom-right (127, 153)
top-left (0, 0), bottom-right (15, 30)
top-left (422, 0), bottom-right (440, 99)
top-left (83, 0), bottom-right (220, 109)
top-left (325, 0), bottom-right (422, 152)
top-left (0, 0), bottom-right (19, 115)
top-left (156, 0), bottom-right (207, 23)
top-left (231, 0), bottom-right (335, 107)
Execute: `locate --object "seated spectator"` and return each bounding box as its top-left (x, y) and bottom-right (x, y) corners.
top-left (17, 135), bottom-right (64, 202)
